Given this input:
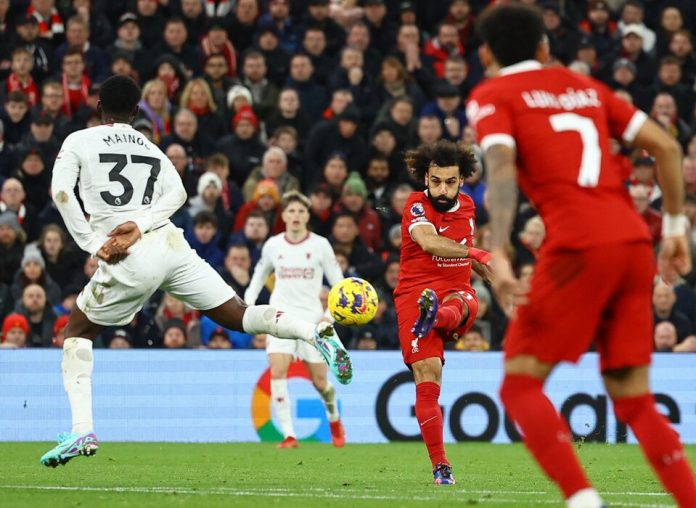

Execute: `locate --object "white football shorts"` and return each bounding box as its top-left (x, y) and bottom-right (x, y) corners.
top-left (265, 307), bottom-right (324, 362)
top-left (76, 223), bottom-right (235, 326)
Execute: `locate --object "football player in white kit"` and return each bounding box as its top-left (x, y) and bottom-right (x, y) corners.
top-left (40, 76), bottom-right (352, 467)
top-left (245, 191), bottom-right (347, 448)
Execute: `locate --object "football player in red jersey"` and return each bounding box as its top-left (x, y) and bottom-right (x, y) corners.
top-left (395, 140), bottom-right (492, 485)
top-left (470, 4), bottom-right (695, 508)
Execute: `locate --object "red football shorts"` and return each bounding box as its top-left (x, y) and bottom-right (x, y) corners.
top-left (505, 241), bottom-right (654, 372)
top-left (396, 287), bottom-right (478, 366)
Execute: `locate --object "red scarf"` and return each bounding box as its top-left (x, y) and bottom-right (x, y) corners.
top-left (27, 6), bottom-right (64, 39)
top-left (0, 202), bottom-right (26, 224)
top-left (61, 73), bottom-right (90, 118)
top-left (7, 73), bottom-right (38, 106)
top-left (201, 35), bottom-right (237, 78)
top-left (188, 104), bottom-right (211, 116)
top-left (159, 74), bottom-right (180, 100)
top-left (205, 0), bottom-right (232, 17)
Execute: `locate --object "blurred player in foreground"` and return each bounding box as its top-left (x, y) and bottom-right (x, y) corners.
top-left (245, 191), bottom-right (347, 448)
top-left (395, 140), bottom-right (492, 484)
top-left (470, 4), bottom-right (696, 507)
top-left (41, 75), bottom-right (351, 467)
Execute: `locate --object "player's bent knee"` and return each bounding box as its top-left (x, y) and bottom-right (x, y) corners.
top-left (602, 365), bottom-right (650, 400)
top-left (201, 296), bottom-right (247, 331)
top-left (504, 355), bottom-right (554, 380)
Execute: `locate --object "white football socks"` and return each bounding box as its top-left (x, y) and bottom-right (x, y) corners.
top-left (320, 381), bottom-right (340, 422)
top-left (242, 305), bottom-right (316, 345)
top-left (62, 337), bottom-right (94, 434)
top-left (567, 488), bottom-right (604, 508)
top-left (271, 378), bottom-right (295, 439)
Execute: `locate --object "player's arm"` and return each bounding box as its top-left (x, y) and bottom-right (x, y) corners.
top-left (410, 224), bottom-right (470, 258)
top-left (472, 259), bottom-right (493, 285)
top-left (51, 137), bottom-right (106, 257)
top-left (632, 118), bottom-right (692, 281)
top-left (244, 243), bottom-right (274, 305)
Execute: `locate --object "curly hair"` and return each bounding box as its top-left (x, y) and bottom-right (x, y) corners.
top-left (405, 140), bottom-right (478, 182)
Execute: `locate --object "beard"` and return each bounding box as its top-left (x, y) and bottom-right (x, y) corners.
top-left (428, 192), bottom-right (458, 212)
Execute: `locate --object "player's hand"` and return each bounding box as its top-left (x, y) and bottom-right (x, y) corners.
top-left (107, 221), bottom-right (142, 252)
top-left (658, 235), bottom-right (692, 284)
top-left (490, 250), bottom-right (529, 317)
top-left (472, 259), bottom-right (493, 285)
top-left (96, 242), bottom-right (128, 264)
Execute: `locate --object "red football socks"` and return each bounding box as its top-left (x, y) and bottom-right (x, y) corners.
top-left (415, 382), bottom-right (447, 467)
top-left (613, 394), bottom-right (696, 507)
top-left (434, 297), bottom-right (466, 331)
top-left (500, 375), bottom-right (591, 498)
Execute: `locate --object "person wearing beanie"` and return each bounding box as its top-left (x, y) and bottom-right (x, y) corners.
top-left (0, 209), bottom-right (26, 286)
top-left (216, 105), bottom-right (266, 187)
top-left (11, 244), bottom-right (62, 305)
top-left (332, 172), bottom-right (383, 252)
top-left (1, 313), bottom-right (30, 348)
top-left (162, 318), bottom-right (188, 349)
top-left (52, 314), bottom-right (70, 348)
top-left (206, 326), bottom-right (232, 349)
top-left (187, 171), bottom-right (234, 246)
top-left (226, 85), bottom-right (253, 114)
top-left (233, 178), bottom-right (285, 235)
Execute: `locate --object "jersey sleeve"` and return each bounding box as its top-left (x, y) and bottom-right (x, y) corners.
top-left (319, 237), bottom-right (344, 287)
top-left (244, 239), bottom-right (275, 305)
top-left (51, 134), bottom-right (105, 256)
top-left (133, 153), bottom-right (188, 235)
top-left (600, 83), bottom-right (648, 144)
top-left (467, 85), bottom-right (516, 152)
top-left (404, 194), bottom-right (436, 238)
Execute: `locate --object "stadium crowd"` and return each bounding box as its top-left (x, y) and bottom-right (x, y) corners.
top-left (1, 0), bottom-right (696, 353)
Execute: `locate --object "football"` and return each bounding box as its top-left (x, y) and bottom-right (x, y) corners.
top-left (327, 277), bottom-right (379, 326)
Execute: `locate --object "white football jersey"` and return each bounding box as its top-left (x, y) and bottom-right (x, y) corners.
top-left (245, 232), bottom-right (344, 321)
top-left (52, 123), bottom-right (186, 255)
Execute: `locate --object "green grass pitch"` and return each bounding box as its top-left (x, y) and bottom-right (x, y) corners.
top-left (0, 442), bottom-right (690, 507)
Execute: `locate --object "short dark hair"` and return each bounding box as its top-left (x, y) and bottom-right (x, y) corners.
top-left (99, 75), bottom-right (141, 117)
top-left (476, 4), bottom-right (545, 67)
top-left (193, 211), bottom-right (218, 228)
top-left (405, 140), bottom-right (477, 181)
top-left (63, 46), bottom-right (85, 62)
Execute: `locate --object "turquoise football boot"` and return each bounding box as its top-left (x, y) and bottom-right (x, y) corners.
top-left (40, 431), bottom-right (99, 467)
top-left (314, 323), bottom-right (353, 385)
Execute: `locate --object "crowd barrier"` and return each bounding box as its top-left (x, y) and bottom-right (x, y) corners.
top-left (1, 351), bottom-right (694, 443)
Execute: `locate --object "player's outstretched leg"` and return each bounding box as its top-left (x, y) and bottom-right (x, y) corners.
top-left (412, 288), bottom-right (439, 339)
top-left (40, 431), bottom-right (99, 467)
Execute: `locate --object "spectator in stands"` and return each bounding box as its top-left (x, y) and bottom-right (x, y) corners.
top-left (374, 96), bottom-right (418, 151)
top-left (345, 21), bottom-right (381, 79)
top-left (607, 58), bottom-right (649, 110)
top-left (107, 13), bottom-right (150, 79)
top-left (226, 84), bottom-right (253, 118)
top-left (656, 5), bottom-right (683, 57)
top-left (303, 0), bottom-right (345, 57)
top-left (179, 78), bottom-right (225, 139)
top-left (454, 325), bottom-right (490, 352)
top-left (153, 17), bottom-right (200, 77)
top-left (54, 16), bottom-right (109, 83)
top-left (443, 55), bottom-right (471, 102)
top-left (37, 224), bottom-right (83, 290)
top-left (17, 109), bottom-right (59, 164)
top-left (667, 30), bottom-right (696, 87)
top-left (362, 0), bottom-right (397, 55)
top-left (629, 184), bottom-right (661, 245)
top-left (332, 172), bottom-right (382, 252)
top-left (365, 156), bottom-right (392, 212)
top-left (161, 108), bottom-right (216, 168)
top-left (234, 178), bottom-right (284, 234)
top-left (254, 21), bottom-right (291, 87)
top-left (258, 0), bottom-right (299, 54)
top-left (654, 321), bottom-right (678, 352)
top-left (27, 0), bottom-right (65, 46)
top-left (1, 313), bottom-right (29, 348)
top-left (242, 146), bottom-right (300, 201)
top-left (241, 50), bottom-right (279, 123)
top-left (166, 142), bottom-right (197, 197)
top-left (305, 104), bottom-right (367, 184)
top-left (301, 26), bottom-right (333, 86)
top-left (205, 153), bottom-right (244, 215)
top-left (227, 210), bottom-right (269, 265)
top-left (516, 215), bottom-right (545, 266)
top-left (618, 0), bottom-right (656, 54)
top-left (51, 314), bottom-right (68, 348)
top-left (390, 24), bottom-right (435, 95)
top-left (207, 326), bottom-right (233, 349)
top-left (285, 53), bottom-right (328, 121)
top-left (652, 56), bottom-right (693, 124)
top-left (11, 244), bottom-right (60, 305)
top-left (3, 47), bottom-right (39, 107)
top-left (15, 282), bottom-right (55, 347)
top-left (13, 149), bottom-right (51, 213)
top-left (104, 328), bottom-right (132, 349)
top-left (180, 0), bottom-right (208, 47)
top-left (423, 22), bottom-right (464, 79)
top-left (445, 0), bottom-right (476, 54)
top-left (421, 80), bottom-right (467, 142)
top-left (187, 171), bottom-right (233, 242)
top-left (375, 58), bottom-right (424, 116)
top-left (202, 53), bottom-right (234, 115)
top-left (368, 124), bottom-right (406, 181)
top-left (379, 182), bottom-right (413, 235)
top-left (66, 0), bottom-right (113, 51)
top-left (2, 91), bottom-right (31, 149)
top-left (185, 211), bottom-right (225, 270)
top-left (12, 15), bottom-right (53, 85)
top-left (201, 21), bottom-right (237, 80)
top-left (58, 47), bottom-right (90, 119)
top-left (265, 88), bottom-right (311, 142)
top-left (651, 92), bottom-right (692, 148)
top-left (155, 293), bottom-right (199, 346)
top-left (607, 24), bottom-right (657, 87)
top-left (217, 105), bottom-right (265, 186)
top-left (225, 0), bottom-right (258, 52)
top-left (329, 212), bottom-right (382, 280)
top-left (150, 54), bottom-right (188, 103)
top-left (579, 0), bottom-right (617, 60)
top-left (542, 1), bottom-right (580, 65)
top-left (219, 243), bottom-right (253, 296)
top-left (308, 182), bottom-right (333, 237)
top-left (417, 114), bottom-right (443, 147)
top-left (37, 80), bottom-right (71, 140)
top-left (653, 281), bottom-right (692, 342)
top-left (161, 318), bottom-right (188, 349)
top-left (268, 125), bottom-right (303, 182)
top-left (1, 178), bottom-right (38, 241)
top-left (328, 47), bottom-right (376, 119)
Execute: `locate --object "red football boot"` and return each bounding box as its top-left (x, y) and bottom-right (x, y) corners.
top-left (276, 437), bottom-right (299, 449)
top-left (330, 420), bottom-right (346, 448)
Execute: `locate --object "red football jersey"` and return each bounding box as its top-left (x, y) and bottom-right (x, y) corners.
top-left (467, 60), bottom-right (651, 252)
top-left (395, 191), bottom-right (476, 297)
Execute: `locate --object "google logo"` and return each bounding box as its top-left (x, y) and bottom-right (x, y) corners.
top-left (251, 361), bottom-right (337, 442)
